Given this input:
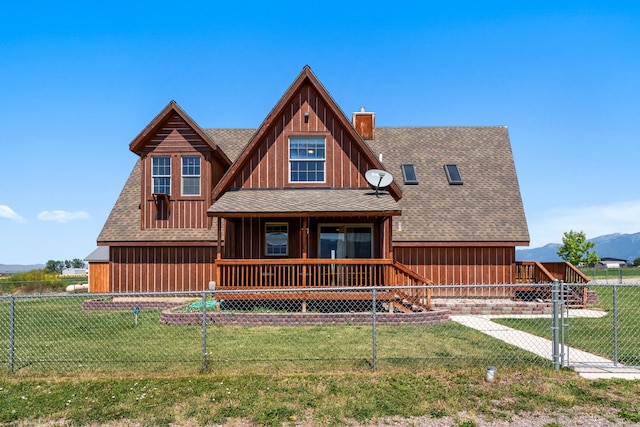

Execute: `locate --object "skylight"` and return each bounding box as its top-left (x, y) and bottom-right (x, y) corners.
top-left (401, 164), bottom-right (418, 185)
top-left (444, 164), bottom-right (463, 185)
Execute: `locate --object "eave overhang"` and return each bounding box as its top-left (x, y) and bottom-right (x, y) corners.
top-left (206, 188), bottom-right (401, 219)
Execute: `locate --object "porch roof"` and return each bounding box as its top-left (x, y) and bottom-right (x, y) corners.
top-left (207, 188), bottom-right (402, 218)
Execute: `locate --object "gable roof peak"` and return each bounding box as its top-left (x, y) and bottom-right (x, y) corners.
top-left (211, 66), bottom-right (402, 201)
top-left (128, 100), bottom-right (231, 166)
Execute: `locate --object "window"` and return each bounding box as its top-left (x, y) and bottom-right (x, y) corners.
top-left (182, 156), bottom-right (201, 196)
top-left (444, 164), bottom-right (463, 185)
top-left (401, 164), bottom-right (418, 185)
top-left (289, 137), bottom-right (325, 182)
top-left (152, 156), bottom-right (171, 194)
top-left (265, 223), bottom-right (288, 256)
top-left (319, 225), bottom-right (373, 259)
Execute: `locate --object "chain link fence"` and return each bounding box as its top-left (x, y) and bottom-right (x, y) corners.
top-left (1, 282), bottom-right (639, 376)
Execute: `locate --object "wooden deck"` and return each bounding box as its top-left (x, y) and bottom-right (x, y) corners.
top-left (215, 259), bottom-right (432, 311)
top-left (213, 259), bottom-right (591, 310)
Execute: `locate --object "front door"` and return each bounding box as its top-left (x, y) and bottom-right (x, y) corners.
top-left (319, 225), bottom-right (373, 259)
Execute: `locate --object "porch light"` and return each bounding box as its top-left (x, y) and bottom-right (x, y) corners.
top-left (397, 221), bottom-right (403, 232)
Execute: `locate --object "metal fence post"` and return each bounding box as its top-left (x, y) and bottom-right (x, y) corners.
top-left (551, 279), bottom-right (560, 370)
top-left (613, 272), bottom-right (620, 366)
top-left (560, 281), bottom-right (566, 367)
top-left (372, 288), bottom-right (377, 372)
top-left (9, 296), bottom-right (15, 374)
top-left (202, 291), bottom-right (208, 372)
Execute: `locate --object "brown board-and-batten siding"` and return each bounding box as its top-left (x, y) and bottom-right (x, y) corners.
top-left (228, 84), bottom-right (376, 190)
top-left (394, 246), bottom-right (517, 297)
top-left (138, 113), bottom-right (220, 230)
top-left (218, 84), bottom-right (382, 258)
top-left (110, 246), bottom-right (216, 293)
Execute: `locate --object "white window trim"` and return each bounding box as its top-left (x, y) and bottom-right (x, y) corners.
top-left (265, 222), bottom-right (289, 256)
top-left (288, 136), bottom-right (326, 183)
top-left (152, 156), bottom-right (171, 195)
top-left (181, 156), bottom-right (201, 196)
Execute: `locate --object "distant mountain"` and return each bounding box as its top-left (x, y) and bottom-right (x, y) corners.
top-left (0, 264), bottom-right (45, 274)
top-left (517, 232), bottom-right (640, 263)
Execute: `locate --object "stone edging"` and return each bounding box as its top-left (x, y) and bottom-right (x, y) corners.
top-left (159, 310), bottom-right (450, 326)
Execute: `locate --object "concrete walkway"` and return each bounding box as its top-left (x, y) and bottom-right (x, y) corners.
top-left (450, 310), bottom-right (640, 380)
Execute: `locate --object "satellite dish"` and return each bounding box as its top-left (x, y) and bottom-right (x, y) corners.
top-left (365, 169), bottom-right (393, 197)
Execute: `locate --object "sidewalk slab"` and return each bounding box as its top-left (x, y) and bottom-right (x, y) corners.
top-left (450, 314), bottom-right (640, 380)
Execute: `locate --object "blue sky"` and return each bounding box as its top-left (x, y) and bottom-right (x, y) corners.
top-left (1, 1), bottom-right (639, 264)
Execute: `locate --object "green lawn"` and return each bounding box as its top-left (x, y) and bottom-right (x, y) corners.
top-left (1, 294), bottom-right (640, 426)
top-left (580, 266), bottom-right (640, 280)
top-left (0, 295), bottom-right (548, 376)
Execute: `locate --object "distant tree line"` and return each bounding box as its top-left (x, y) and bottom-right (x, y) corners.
top-left (45, 259), bottom-right (87, 274)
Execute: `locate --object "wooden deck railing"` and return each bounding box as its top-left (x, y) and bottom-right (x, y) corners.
top-left (515, 261), bottom-right (590, 284)
top-left (215, 258), bottom-right (432, 310)
top-left (516, 261), bottom-right (590, 307)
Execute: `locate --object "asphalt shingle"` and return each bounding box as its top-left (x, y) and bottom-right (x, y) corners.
top-left (97, 126), bottom-right (529, 244)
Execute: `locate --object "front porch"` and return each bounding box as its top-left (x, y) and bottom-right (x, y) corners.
top-left (212, 259), bottom-right (591, 311)
top-left (215, 258), bottom-right (432, 312)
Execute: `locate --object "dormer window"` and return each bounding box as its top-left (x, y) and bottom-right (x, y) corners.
top-left (152, 156), bottom-right (171, 194)
top-left (401, 164), bottom-right (418, 185)
top-left (181, 156), bottom-right (201, 196)
top-left (444, 164), bottom-right (463, 185)
top-left (289, 136), bottom-right (326, 183)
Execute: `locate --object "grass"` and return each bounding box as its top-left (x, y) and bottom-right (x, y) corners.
top-left (1, 368), bottom-right (640, 426)
top-left (0, 295), bottom-right (546, 376)
top-left (1, 291), bottom-right (640, 425)
top-left (580, 266), bottom-right (640, 280)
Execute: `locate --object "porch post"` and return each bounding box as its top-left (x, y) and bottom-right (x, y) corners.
top-left (302, 217), bottom-right (308, 287)
top-left (302, 217), bottom-right (308, 259)
top-left (216, 217), bottom-right (222, 260)
top-left (387, 217), bottom-right (394, 260)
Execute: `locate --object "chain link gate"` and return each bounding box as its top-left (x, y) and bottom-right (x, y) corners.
top-left (554, 276), bottom-right (640, 371)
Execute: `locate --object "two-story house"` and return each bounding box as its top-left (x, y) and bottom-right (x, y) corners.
top-left (88, 66), bottom-right (587, 308)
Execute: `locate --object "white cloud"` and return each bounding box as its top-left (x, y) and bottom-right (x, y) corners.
top-left (527, 200), bottom-right (640, 248)
top-left (0, 205), bottom-right (26, 223)
top-left (37, 210), bottom-right (90, 223)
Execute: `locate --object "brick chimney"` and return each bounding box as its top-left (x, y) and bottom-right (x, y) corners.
top-left (352, 107), bottom-right (375, 140)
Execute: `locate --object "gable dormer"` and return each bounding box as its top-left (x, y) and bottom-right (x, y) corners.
top-left (130, 101), bottom-right (231, 230)
top-left (212, 66), bottom-right (402, 201)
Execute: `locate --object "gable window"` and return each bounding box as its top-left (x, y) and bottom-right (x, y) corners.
top-left (289, 136), bottom-right (325, 183)
top-left (265, 223), bottom-right (288, 256)
top-left (152, 156), bottom-right (171, 194)
top-left (182, 156), bottom-right (201, 196)
top-left (401, 164), bottom-right (418, 185)
top-left (444, 164), bottom-right (463, 185)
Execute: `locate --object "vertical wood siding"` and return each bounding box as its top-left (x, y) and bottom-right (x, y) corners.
top-left (139, 114), bottom-right (218, 230)
top-left (88, 262), bottom-right (110, 293)
top-left (110, 246), bottom-right (217, 293)
top-left (394, 246), bottom-right (516, 297)
top-left (229, 217), bottom-right (304, 259)
top-left (229, 84), bottom-right (375, 189)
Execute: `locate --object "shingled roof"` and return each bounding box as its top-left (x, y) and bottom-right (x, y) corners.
top-left (97, 161), bottom-right (219, 243)
top-left (369, 127), bottom-right (529, 243)
top-left (98, 126), bottom-right (529, 245)
top-left (207, 188), bottom-right (400, 218)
